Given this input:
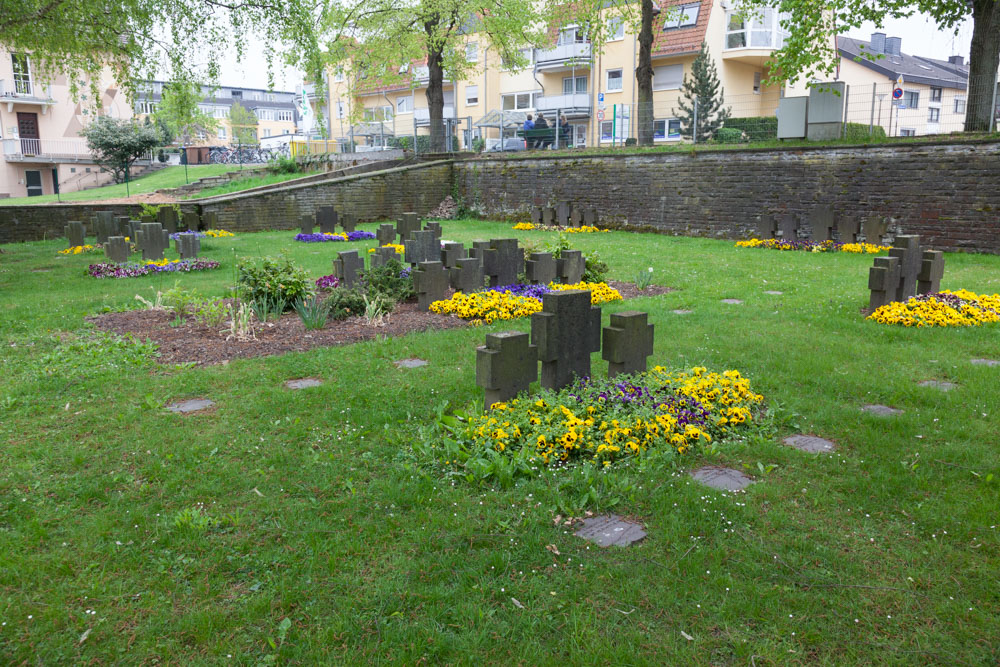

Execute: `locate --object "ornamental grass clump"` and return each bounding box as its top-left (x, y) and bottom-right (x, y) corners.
top-left (868, 290), bottom-right (1000, 327)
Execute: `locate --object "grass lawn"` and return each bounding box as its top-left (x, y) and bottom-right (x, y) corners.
top-left (186, 171), bottom-right (321, 200)
top-left (0, 165), bottom-right (239, 205)
top-left (1, 222), bottom-right (999, 663)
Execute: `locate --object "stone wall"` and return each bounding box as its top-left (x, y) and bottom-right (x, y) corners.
top-left (0, 203), bottom-right (143, 243)
top-left (453, 140), bottom-right (1000, 253)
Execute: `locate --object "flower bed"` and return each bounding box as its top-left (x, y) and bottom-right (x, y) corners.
top-left (433, 282), bottom-right (623, 324)
top-left (368, 243), bottom-right (405, 254)
top-left (736, 238), bottom-right (890, 253)
top-left (295, 231), bottom-right (376, 242)
top-left (59, 245), bottom-right (97, 255)
top-left (169, 229), bottom-right (233, 240)
top-left (550, 281), bottom-right (623, 304)
top-left (513, 222), bottom-right (609, 233)
top-left (88, 259), bottom-right (221, 279)
top-left (868, 290), bottom-right (1000, 327)
top-left (315, 274), bottom-right (340, 290)
top-left (447, 366), bottom-right (764, 470)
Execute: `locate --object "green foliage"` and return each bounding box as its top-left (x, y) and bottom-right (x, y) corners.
top-left (249, 294), bottom-right (287, 322)
top-left (471, 137), bottom-right (486, 153)
top-left (161, 284), bottom-right (200, 320)
top-left (79, 116), bottom-right (163, 183)
top-left (582, 250), bottom-right (610, 283)
top-left (153, 75), bottom-right (218, 146)
top-left (140, 202), bottom-right (182, 219)
top-left (361, 259), bottom-right (415, 303)
top-left (237, 256), bottom-right (311, 310)
top-left (715, 127), bottom-right (746, 144)
top-left (387, 135), bottom-right (433, 153)
top-left (324, 288), bottom-right (368, 320)
top-left (268, 155), bottom-right (302, 174)
top-left (723, 117), bottom-right (778, 142)
top-left (172, 506), bottom-right (218, 532)
top-left (293, 294), bottom-right (332, 330)
top-left (634, 266), bottom-right (655, 290)
top-left (674, 42), bottom-right (731, 143)
top-left (191, 298), bottom-right (230, 327)
top-left (36, 331), bottom-right (158, 378)
top-left (844, 122), bottom-right (888, 141)
top-left (228, 102), bottom-right (259, 145)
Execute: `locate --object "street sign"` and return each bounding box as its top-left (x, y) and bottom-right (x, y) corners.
top-left (597, 109), bottom-right (605, 121)
top-left (598, 92), bottom-right (604, 103)
top-left (892, 87), bottom-right (903, 100)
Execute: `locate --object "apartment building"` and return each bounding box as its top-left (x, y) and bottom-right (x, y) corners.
top-left (0, 49), bottom-right (135, 198)
top-left (134, 82), bottom-right (299, 145)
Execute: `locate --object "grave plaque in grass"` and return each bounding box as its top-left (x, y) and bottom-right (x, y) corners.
top-left (136, 222), bottom-right (169, 261)
top-left (376, 223), bottom-right (396, 247)
top-left (202, 211), bottom-right (218, 230)
top-left (691, 466), bottom-right (754, 491)
top-left (575, 515), bottom-right (647, 547)
top-left (182, 211), bottom-right (199, 233)
top-left (778, 213), bottom-right (798, 240)
top-left (837, 216), bottom-right (860, 243)
top-left (157, 206), bottom-right (178, 234)
top-left (317, 206), bottom-right (338, 234)
top-left (105, 236), bottom-right (130, 264)
top-left (889, 235), bottom-right (922, 302)
top-left (541, 207), bottom-right (555, 226)
top-left (64, 221), bottom-right (85, 247)
top-left (602, 311), bottom-right (654, 378)
top-left (176, 234), bottom-right (201, 259)
top-left (868, 256), bottom-right (901, 310)
top-left (397, 212), bottom-right (420, 242)
top-left (526, 252), bottom-right (557, 284)
top-left (556, 250), bottom-right (585, 284)
top-left (300, 215), bottom-right (314, 235)
top-left (555, 202), bottom-right (571, 226)
top-left (757, 214), bottom-right (776, 240)
top-left (476, 331), bottom-right (538, 410)
top-left (94, 211), bottom-right (115, 244)
top-left (405, 230), bottom-right (439, 265)
top-left (863, 216), bottom-right (889, 245)
top-left (425, 221), bottom-right (442, 240)
top-left (451, 256), bottom-right (484, 293)
top-left (369, 246), bottom-right (399, 269)
top-left (114, 216), bottom-right (131, 238)
top-left (531, 290), bottom-right (601, 391)
top-left (809, 209), bottom-right (834, 242)
top-left (441, 242), bottom-right (466, 268)
top-left (333, 250), bottom-right (364, 288)
top-left (413, 261), bottom-right (450, 310)
top-left (918, 250), bottom-right (944, 294)
top-left (341, 213), bottom-right (357, 233)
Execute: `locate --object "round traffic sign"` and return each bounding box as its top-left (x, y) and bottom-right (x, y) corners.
top-left (597, 109), bottom-right (605, 121)
top-left (892, 87), bottom-right (903, 99)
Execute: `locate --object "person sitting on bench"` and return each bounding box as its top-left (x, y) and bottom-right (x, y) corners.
top-left (534, 113), bottom-right (551, 149)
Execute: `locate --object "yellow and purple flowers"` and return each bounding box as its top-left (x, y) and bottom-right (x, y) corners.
top-left (736, 238), bottom-right (890, 253)
top-left (295, 231), bottom-right (376, 242)
top-left (88, 259), bottom-right (220, 278)
top-left (59, 245), bottom-right (97, 255)
top-left (513, 222), bottom-right (609, 233)
top-left (430, 282), bottom-right (622, 324)
top-left (868, 289), bottom-right (1000, 327)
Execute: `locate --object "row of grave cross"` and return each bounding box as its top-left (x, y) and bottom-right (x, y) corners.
top-left (300, 206), bottom-right (359, 235)
top-left (868, 234), bottom-right (944, 310)
top-left (530, 203), bottom-right (599, 228)
top-left (65, 209), bottom-right (211, 263)
top-left (476, 290), bottom-right (654, 410)
top-left (758, 211), bottom-right (892, 245)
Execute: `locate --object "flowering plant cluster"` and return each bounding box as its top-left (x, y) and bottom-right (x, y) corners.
top-left (513, 222), bottom-right (609, 233)
top-left (170, 231), bottom-right (205, 240)
top-left (550, 281), bottom-right (623, 304)
top-left (433, 282), bottom-right (622, 324)
top-left (736, 238), bottom-right (890, 253)
top-left (868, 290), bottom-right (1000, 327)
top-left (88, 259), bottom-right (220, 278)
top-left (59, 245), bottom-right (97, 255)
top-left (448, 366), bottom-right (764, 471)
top-left (315, 274), bottom-right (341, 290)
top-left (204, 229), bottom-right (234, 238)
top-left (295, 231), bottom-right (376, 242)
top-left (368, 243), bottom-right (405, 254)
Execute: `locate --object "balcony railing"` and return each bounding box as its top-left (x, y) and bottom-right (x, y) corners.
top-left (535, 93), bottom-right (592, 113)
top-left (0, 78), bottom-right (54, 103)
top-left (414, 106), bottom-right (456, 124)
top-left (2, 138), bottom-right (95, 162)
top-left (534, 42), bottom-right (592, 70)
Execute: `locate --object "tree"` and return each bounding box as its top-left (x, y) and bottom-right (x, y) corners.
top-left (737, 0), bottom-right (1000, 132)
top-left (674, 42), bottom-right (731, 142)
top-left (79, 117), bottom-right (162, 183)
top-left (320, 0), bottom-right (547, 152)
top-left (229, 103), bottom-right (259, 145)
top-left (153, 76), bottom-right (217, 146)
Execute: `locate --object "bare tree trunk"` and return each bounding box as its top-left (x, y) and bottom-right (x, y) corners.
top-left (965, 0), bottom-right (1000, 132)
top-left (636, 0), bottom-right (655, 146)
top-left (426, 44), bottom-right (446, 152)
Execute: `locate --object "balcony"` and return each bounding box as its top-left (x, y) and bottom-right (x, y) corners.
top-left (2, 138), bottom-right (98, 163)
top-left (535, 93), bottom-right (592, 117)
top-left (414, 106), bottom-right (457, 126)
top-left (0, 79), bottom-right (55, 113)
top-left (723, 10), bottom-right (790, 66)
top-left (301, 83), bottom-right (321, 101)
top-left (534, 42), bottom-right (592, 72)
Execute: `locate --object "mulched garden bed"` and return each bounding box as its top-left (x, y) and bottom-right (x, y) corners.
top-left (88, 281), bottom-right (675, 366)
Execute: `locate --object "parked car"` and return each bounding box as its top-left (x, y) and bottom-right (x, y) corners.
top-left (489, 138), bottom-right (527, 152)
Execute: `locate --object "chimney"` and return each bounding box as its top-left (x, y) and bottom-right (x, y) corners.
top-left (870, 32), bottom-right (885, 54)
top-left (948, 55), bottom-right (964, 66)
top-left (885, 36), bottom-right (901, 56)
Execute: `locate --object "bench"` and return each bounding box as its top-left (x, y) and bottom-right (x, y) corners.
top-left (516, 128), bottom-right (573, 148)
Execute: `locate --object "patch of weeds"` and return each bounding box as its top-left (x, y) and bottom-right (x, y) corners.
top-left (35, 330), bottom-right (159, 379)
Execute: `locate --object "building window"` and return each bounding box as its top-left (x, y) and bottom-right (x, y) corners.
top-left (725, 8), bottom-right (790, 49)
top-left (753, 71), bottom-right (762, 94)
top-left (900, 128), bottom-right (916, 137)
top-left (231, 90), bottom-right (242, 99)
top-left (466, 85), bottom-right (479, 105)
top-left (607, 17), bottom-right (624, 41)
top-left (928, 107), bottom-right (940, 123)
top-left (606, 69), bottom-right (623, 92)
top-left (954, 97), bottom-right (966, 114)
top-left (903, 91), bottom-right (919, 108)
top-left (501, 92), bottom-right (538, 110)
top-left (557, 26), bottom-right (586, 46)
top-left (11, 53), bottom-right (32, 95)
top-left (217, 127), bottom-right (226, 139)
top-left (135, 101), bottom-right (157, 114)
top-left (214, 107), bottom-right (228, 119)
top-left (277, 110), bottom-right (293, 122)
top-left (335, 101), bottom-right (346, 118)
top-left (653, 119), bottom-right (682, 140)
top-left (563, 76), bottom-right (588, 94)
top-left (466, 42), bottom-right (478, 62)
top-left (266, 93), bottom-right (275, 101)
top-left (396, 95), bottom-right (413, 113)
top-left (264, 128), bottom-right (272, 137)
top-left (930, 87), bottom-right (942, 102)
top-left (663, 3), bottom-right (700, 30)
top-left (255, 109), bottom-right (275, 121)
top-left (652, 64), bottom-right (682, 91)
top-left (333, 69), bottom-right (345, 82)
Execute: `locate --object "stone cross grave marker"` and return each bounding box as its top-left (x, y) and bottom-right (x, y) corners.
top-left (140, 214), bottom-right (155, 223)
top-left (487, 239), bottom-right (523, 286)
top-left (570, 207), bottom-right (583, 227)
top-left (157, 206), bottom-right (178, 234)
top-left (333, 250), bottom-right (364, 288)
top-left (583, 209), bottom-right (598, 227)
top-left (300, 215), bottom-right (314, 235)
top-left (424, 221), bottom-right (442, 240)
top-left (476, 331), bottom-right (538, 410)
top-left (94, 211), bottom-right (115, 244)
top-left (809, 209), bottom-right (834, 242)
top-left (182, 211), bottom-right (199, 233)
top-left (113, 215), bottom-right (130, 238)
top-left (440, 242), bottom-right (465, 268)
top-left (397, 212), bottom-right (420, 242)
top-left (128, 220), bottom-right (141, 243)
top-left (602, 311), bottom-right (654, 378)
top-left (317, 206), bottom-right (338, 234)
top-left (413, 261), bottom-right (449, 310)
top-left (836, 216), bottom-right (859, 243)
top-left (526, 252), bottom-right (557, 284)
top-left (541, 207), bottom-right (555, 226)
top-left (778, 214), bottom-right (798, 241)
top-left (176, 233), bottom-right (201, 259)
top-left (531, 289), bottom-right (602, 390)
top-left (65, 221), bottom-right (85, 247)
top-left (556, 250), bottom-right (585, 284)
top-left (918, 250), bottom-right (944, 294)
top-left (340, 213), bottom-right (357, 233)
top-left (889, 235), bottom-right (922, 302)
top-left (757, 214), bottom-right (776, 239)
top-left (369, 246), bottom-right (399, 269)
top-left (105, 236), bottom-right (130, 264)
top-left (555, 202), bottom-right (571, 226)
top-left (469, 240), bottom-right (498, 286)
top-left (868, 256), bottom-right (901, 310)
top-left (451, 256), bottom-right (484, 293)
top-left (136, 222), bottom-right (169, 261)
top-left (405, 230), bottom-right (439, 265)
top-left (376, 223), bottom-right (396, 247)
top-left (531, 207), bottom-right (542, 225)
top-left (202, 211), bottom-right (218, 230)
top-left (863, 215), bottom-right (889, 245)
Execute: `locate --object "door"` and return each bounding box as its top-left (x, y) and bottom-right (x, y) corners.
top-left (25, 170), bottom-right (42, 197)
top-left (17, 112), bottom-right (39, 155)
top-left (574, 124), bottom-right (586, 148)
top-left (51, 168), bottom-right (59, 195)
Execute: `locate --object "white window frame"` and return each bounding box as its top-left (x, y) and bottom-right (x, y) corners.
top-left (466, 42), bottom-right (478, 63)
top-left (954, 97), bottom-right (966, 114)
top-left (277, 110), bottom-right (293, 122)
top-left (903, 90), bottom-right (919, 109)
top-left (900, 128), bottom-right (916, 137)
top-left (335, 100), bottom-right (346, 119)
top-left (217, 126), bottom-right (227, 140)
top-left (557, 26), bottom-right (586, 46)
top-left (465, 85), bottom-right (479, 106)
top-left (663, 3), bottom-right (700, 30)
top-left (607, 17), bottom-right (625, 41)
top-left (563, 76), bottom-right (588, 94)
top-left (652, 64), bottom-right (683, 91)
top-left (606, 69), bottom-right (623, 92)
top-left (396, 95), bottom-right (414, 114)
top-left (653, 118), bottom-right (682, 141)
top-left (263, 128), bottom-right (272, 138)
top-left (930, 87), bottom-right (942, 102)
top-left (927, 106), bottom-right (940, 123)
top-left (501, 91), bottom-right (539, 111)
top-left (214, 107), bottom-right (227, 119)
top-left (753, 71), bottom-right (762, 94)
top-left (333, 69), bottom-right (345, 83)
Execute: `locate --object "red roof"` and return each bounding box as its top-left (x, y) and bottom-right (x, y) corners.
top-left (652, 0), bottom-right (711, 58)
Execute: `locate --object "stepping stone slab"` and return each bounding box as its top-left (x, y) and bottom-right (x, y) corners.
top-left (574, 514), bottom-right (646, 547)
top-left (918, 380), bottom-right (957, 391)
top-left (764, 290), bottom-right (783, 295)
top-left (971, 358), bottom-right (999, 367)
top-left (721, 299), bottom-right (744, 304)
top-left (285, 378), bottom-right (322, 390)
top-left (782, 434), bottom-right (836, 453)
top-left (394, 358), bottom-right (428, 369)
top-left (672, 309), bottom-right (693, 315)
top-left (166, 399), bottom-right (215, 414)
top-left (690, 466), bottom-right (754, 491)
top-left (861, 404), bottom-right (903, 416)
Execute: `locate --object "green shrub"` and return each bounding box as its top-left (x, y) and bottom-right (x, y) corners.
top-left (472, 137), bottom-right (486, 153)
top-left (191, 298), bottom-right (229, 327)
top-left (723, 117), bottom-right (778, 142)
top-left (268, 155), bottom-right (301, 174)
top-left (237, 256), bottom-right (311, 311)
top-left (715, 127), bottom-right (746, 144)
top-left (583, 251), bottom-right (609, 283)
top-left (325, 288), bottom-right (368, 320)
top-left (844, 123), bottom-right (888, 141)
top-left (361, 259), bottom-right (415, 303)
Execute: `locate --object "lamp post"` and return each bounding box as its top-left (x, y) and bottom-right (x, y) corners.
top-left (181, 144), bottom-right (189, 184)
